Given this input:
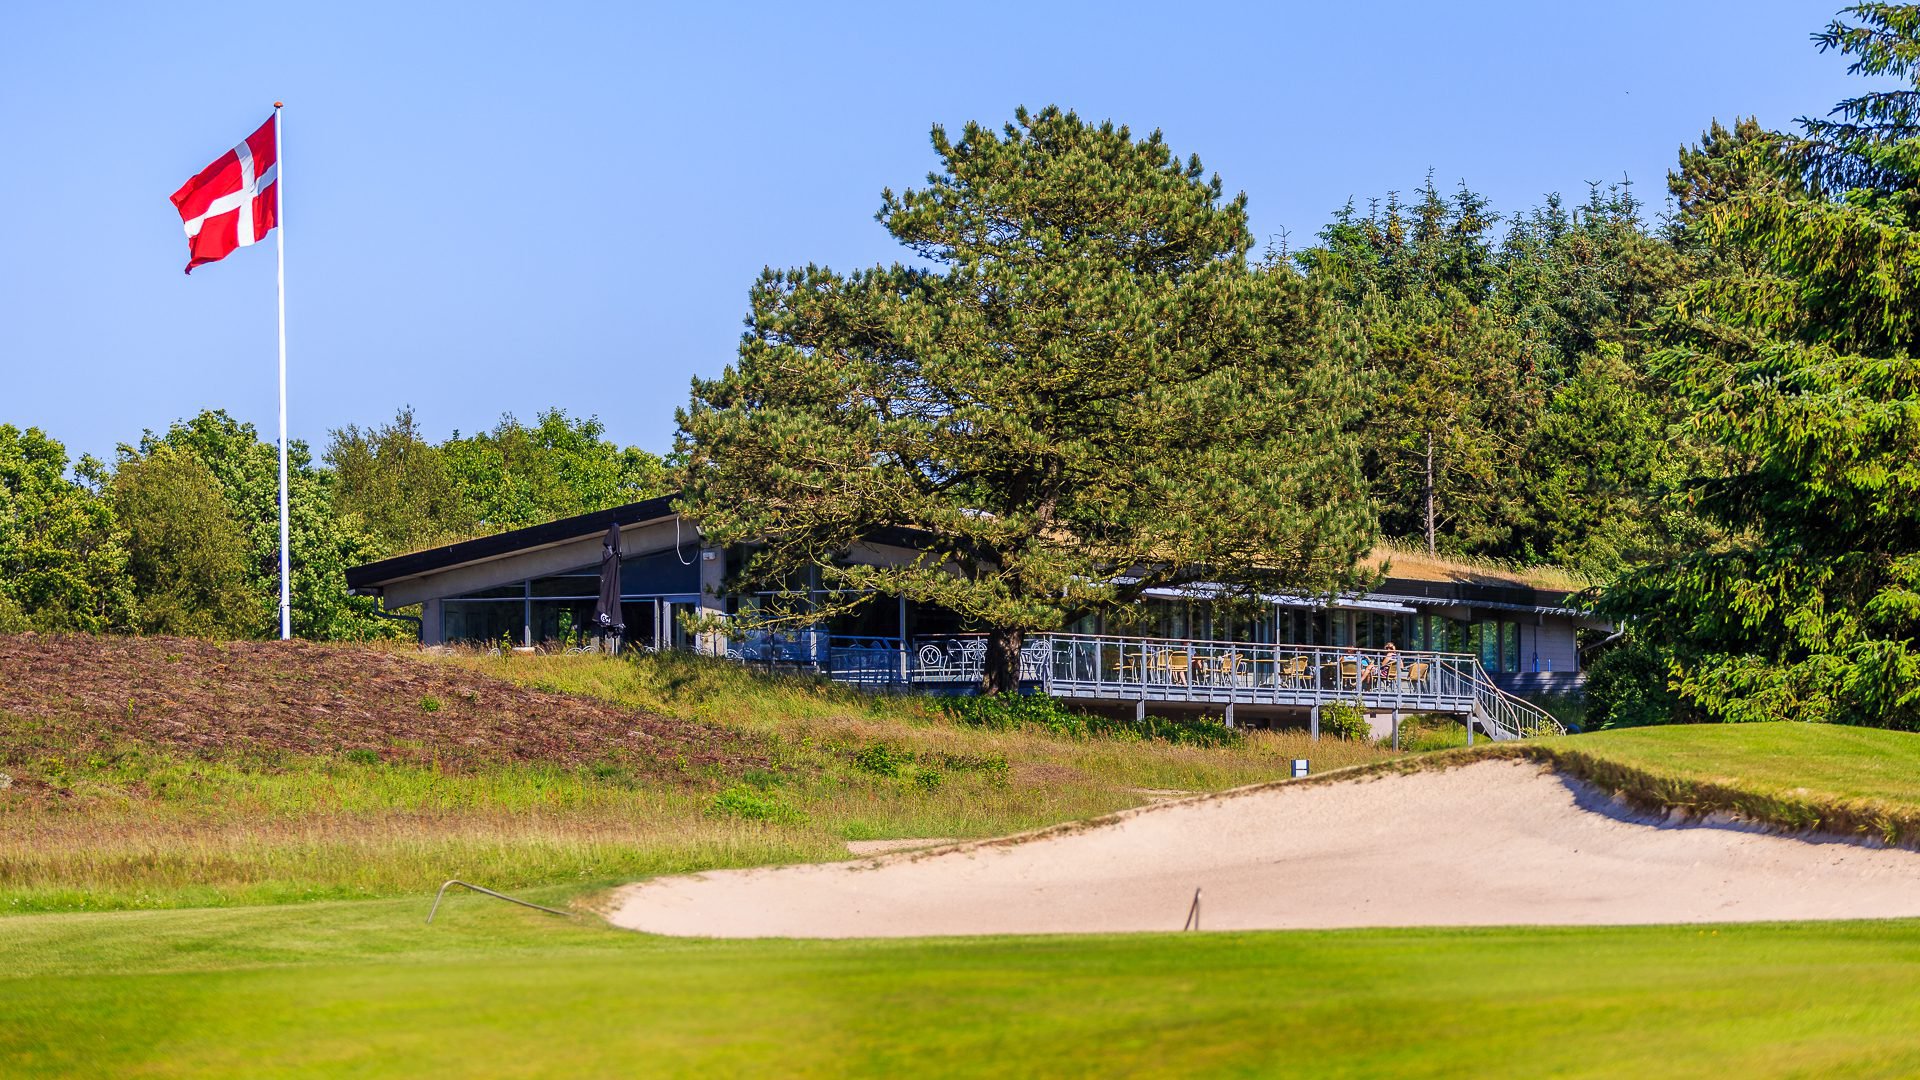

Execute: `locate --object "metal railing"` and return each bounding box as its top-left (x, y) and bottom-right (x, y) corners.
top-left (723, 628), bottom-right (1564, 740)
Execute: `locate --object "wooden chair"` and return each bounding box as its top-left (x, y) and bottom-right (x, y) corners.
top-left (1400, 660), bottom-right (1431, 689)
top-left (1275, 655), bottom-right (1310, 687)
top-left (1338, 659), bottom-right (1361, 690)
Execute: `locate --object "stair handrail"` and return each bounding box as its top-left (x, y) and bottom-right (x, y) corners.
top-left (1458, 661), bottom-right (1564, 739)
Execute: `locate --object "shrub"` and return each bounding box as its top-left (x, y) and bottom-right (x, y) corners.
top-left (1585, 635), bottom-right (1684, 729)
top-left (852, 743), bottom-right (913, 778)
top-left (710, 783), bottom-right (807, 824)
top-left (941, 693), bottom-right (1241, 747)
top-left (942, 692), bottom-right (1083, 732)
top-left (1319, 702), bottom-right (1370, 741)
top-left (418, 695), bottom-right (442, 713)
top-left (342, 748), bottom-right (381, 766)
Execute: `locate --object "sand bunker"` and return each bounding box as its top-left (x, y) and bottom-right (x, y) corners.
top-left (607, 760), bottom-right (1920, 938)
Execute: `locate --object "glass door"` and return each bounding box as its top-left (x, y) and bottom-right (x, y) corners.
top-left (662, 598), bottom-right (700, 652)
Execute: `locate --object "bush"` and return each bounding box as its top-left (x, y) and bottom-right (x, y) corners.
top-left (941, 693), bottom-right (1241, 747)
top-left (852, 743), bottom-right (913, 778)
top-left (941, 692), bottom-right (1083, 732)
top-left (1585, 635), bottom-right (1684, 729)
top-left (1318, 701), bottom-right (1370, 741)
top-left (710, 783), bottom-right (807, 824)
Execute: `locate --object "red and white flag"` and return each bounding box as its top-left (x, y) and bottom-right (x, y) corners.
top-left (170, 114), bottom-right (279, 274)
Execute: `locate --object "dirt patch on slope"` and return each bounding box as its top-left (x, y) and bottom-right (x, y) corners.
top-left (0, 633), bottom-right (762, 776)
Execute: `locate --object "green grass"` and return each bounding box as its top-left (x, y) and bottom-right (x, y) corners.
top-left (1551, 723), bottom-right (1920, 805)
top-left (5, 898), bottom-right (1920, 1077)
top-left (1467, 723), bottom-right (1920, 847)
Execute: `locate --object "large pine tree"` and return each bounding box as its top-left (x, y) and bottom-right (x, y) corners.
top-left (677, 106), bottom-right (1373, 692)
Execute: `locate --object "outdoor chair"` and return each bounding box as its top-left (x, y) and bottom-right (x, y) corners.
top-left (1400, 660), bottom-right (1431, 689)
top-left (1164, 651), bottom-right (1192, 684)
top-left (1199, 652), bottom-right (1244, 685)
top-left (1275, 655), bottom-right (1310, 687)
top-left (1338, 659), bottom-right (1361, 691)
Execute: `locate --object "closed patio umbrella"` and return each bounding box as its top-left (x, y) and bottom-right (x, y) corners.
top-left (594, 522), bottom-right (624, 654)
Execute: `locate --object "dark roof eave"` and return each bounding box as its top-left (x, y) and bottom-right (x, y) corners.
top-left (344, 494), bottom-right (681, 592)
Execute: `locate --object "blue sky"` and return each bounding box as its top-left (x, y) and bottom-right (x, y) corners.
top-left (0, 2), bottom-right (1872, 465)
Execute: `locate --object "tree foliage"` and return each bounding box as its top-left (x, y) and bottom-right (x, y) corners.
top-left (328, 407), bottom-right (669, 559)
top-left (128, 411), bottom-right (395, 641)
top-left (1602, 6), bottom-right (1920, 728)
top-left (112, 445), bottom-right (254, 637)
top-left (327, 406), bottom-right (474, 557)
top-left (440, 409), bottom-right (669, 536)
top-left (1294, 177), bottom-right (1685, 573)
top-left (0, 426), bottom-right (130, 632)
top-left (679, 106), bottom-right (1374, 690)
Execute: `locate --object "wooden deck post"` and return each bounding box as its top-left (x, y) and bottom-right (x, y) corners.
top-left (1224, 701), bottom-right (1235, 728)
top-left (1310, 703), bottom-right (1320, 742)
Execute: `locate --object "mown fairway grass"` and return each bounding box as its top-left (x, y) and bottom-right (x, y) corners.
top-left (4, 896), bottom-right (1920, 1078)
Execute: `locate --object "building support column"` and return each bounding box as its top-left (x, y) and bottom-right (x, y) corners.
top-left (1224, 701), bottom-right (1235, 728)
top-left (697, 545), bottom-right (727, 657)
top-left (1310, 703), bottom-right (1320, 742)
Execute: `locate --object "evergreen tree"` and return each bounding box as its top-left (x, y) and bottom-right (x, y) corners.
top-left (1295, 179), bottom-right (1532, 557)
top-left (679, 106), bottom-right (1374, 692)
top-left (1603, 5), bottom-right (1920, 728)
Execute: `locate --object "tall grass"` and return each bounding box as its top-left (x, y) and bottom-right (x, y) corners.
top-left (3, 650), bottom-right (1398, 912)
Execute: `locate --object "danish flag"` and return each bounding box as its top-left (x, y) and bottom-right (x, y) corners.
top-left (170, 114), bottom-right (279, 274)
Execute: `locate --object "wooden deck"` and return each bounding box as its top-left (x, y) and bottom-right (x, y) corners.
top-left (757, 632), bottom-right (1564, 741)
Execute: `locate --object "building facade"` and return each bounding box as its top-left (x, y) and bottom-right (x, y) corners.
top-left (346, 496), bottom-right (1604, 699)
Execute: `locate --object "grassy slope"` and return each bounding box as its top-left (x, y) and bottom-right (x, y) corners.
top-left (1, 640), bottom-right (1391, 912)
top-left (4, 898), bottom-right (1919, 1078)
top-left (1484, 723), bottom-right (1920, 846)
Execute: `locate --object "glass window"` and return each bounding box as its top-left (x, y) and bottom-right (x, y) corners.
top-left (441, 600), bottom-right (523, 644)
top-left (1503, 622), bottom-right (1521, 673)
top-left (531, 574), bottom-right (599, 598)
top-left (531, 599), bottom-right (597, 645)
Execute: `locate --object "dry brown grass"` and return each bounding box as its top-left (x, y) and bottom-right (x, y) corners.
top-left (1364, 540), bottom-right (1593, 593)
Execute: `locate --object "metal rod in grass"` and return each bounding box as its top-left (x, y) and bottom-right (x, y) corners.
top-left (427, 880), bottom-right (578, 924)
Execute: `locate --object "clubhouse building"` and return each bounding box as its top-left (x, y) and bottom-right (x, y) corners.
top-left (345, 496), bottom-right (1604, 736)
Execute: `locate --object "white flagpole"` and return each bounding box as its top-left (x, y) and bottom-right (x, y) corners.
top-left (273, 101), bottom-right (291, 640)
